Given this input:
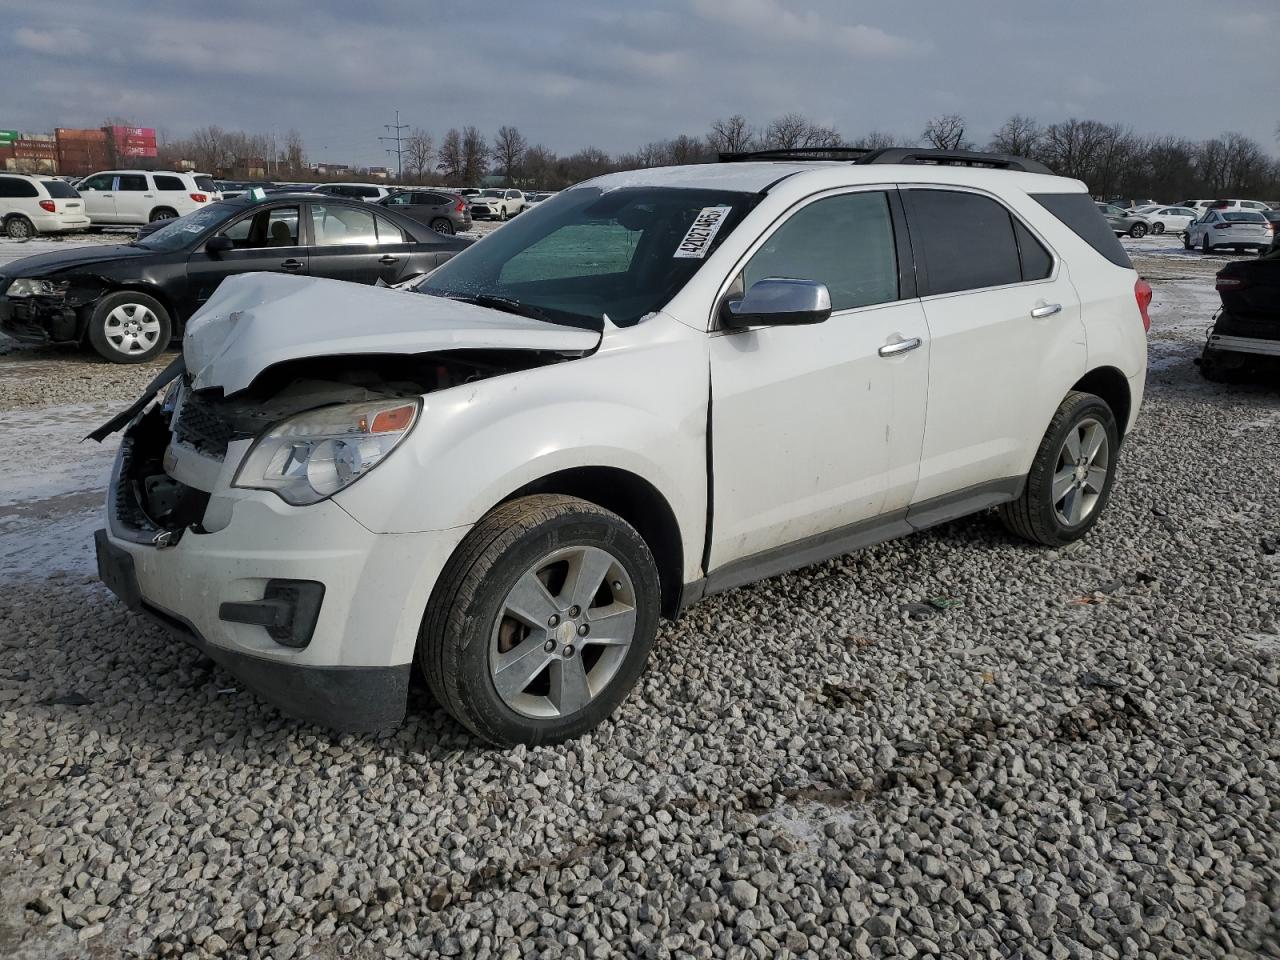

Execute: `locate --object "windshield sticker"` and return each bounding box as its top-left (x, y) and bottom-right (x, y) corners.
top-left (674, 206), bottom-right (733, 259)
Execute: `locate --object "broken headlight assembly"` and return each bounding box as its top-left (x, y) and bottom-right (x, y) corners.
top-left (233, 399), bottom-right (420, 506)
top-left (6, 278), bottom-right (70, 298)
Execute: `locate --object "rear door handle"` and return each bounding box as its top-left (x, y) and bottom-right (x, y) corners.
top-left (879, 336), bottom-right (922, 357)
top-left (281, 259), bottom-right (304, 270)
top-left (1030, 303), bottom-right (1062, 319)
top-left (379, 255), bottom-right (399, 264)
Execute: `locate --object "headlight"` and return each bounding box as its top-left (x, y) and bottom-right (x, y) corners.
top-left (6, 278), bottom-right (69, 298)
top-left (233, 399), bottom-right (421, 506)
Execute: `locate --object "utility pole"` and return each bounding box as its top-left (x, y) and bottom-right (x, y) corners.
top-left (379, 109), bottom-right (408, 179)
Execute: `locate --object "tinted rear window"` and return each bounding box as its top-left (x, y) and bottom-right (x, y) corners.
top-left (194, 176), bottom-right (216, 192)
top-left (905, 190), bottom-right (1022, 296)
top-left (154, 175), bottom-right (185, 191)
top-left (1223, 212), bottom-right (1265, 223)
top-left (1032, 193), bottom-right (1132, 269)
top-left (41, 180), bottom-right (80, 198)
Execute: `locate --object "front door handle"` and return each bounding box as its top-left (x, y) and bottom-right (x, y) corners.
top-left (379, 255), bottom-right (399, 264)
top-left (281, 259), bottom-right (304, 270)
top-left (1030, 303), bottom-right (1062, 319)
top-left (879, 336), bottom-right (922, 358)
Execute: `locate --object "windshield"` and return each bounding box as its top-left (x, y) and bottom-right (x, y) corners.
top-left (136, 204), bottom-right (232, 251)
top-left (478, 189), bottom-right (503, 198)
top-left (416, 186), bottom-right (758, 328)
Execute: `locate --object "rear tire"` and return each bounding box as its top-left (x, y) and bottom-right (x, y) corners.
top-left (998, 392), bottom-right (1120, 547)
top-left (148, 207), bottom-right (178, 223)
top-left (1182, 232), bottom-right (1192, 250)
top-left (4, 215), bottom-right (34, 239)
top-left (419, 494), bottom-right (660, 746)
top-left (1151, 222), bottom-right (1165, 235)
top-left (87, 290), bottom-right (171, 363)
top-left (429, 217), bottom-right (455, 236)
top-left (1202, 234), bottom-right (1211, 253)
top-left (1198, 348), bottom-right (1243, 383)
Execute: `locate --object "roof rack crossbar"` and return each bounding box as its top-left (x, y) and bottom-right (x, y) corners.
top-left (718, 147), bottom-right (873, 163)
top-left (854, 148), bottom-right (1052, 175)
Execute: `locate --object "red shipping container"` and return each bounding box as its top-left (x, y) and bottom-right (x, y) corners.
top-left (108, 126), bottom-right (156, 140)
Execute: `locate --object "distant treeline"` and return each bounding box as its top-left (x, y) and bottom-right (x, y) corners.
top-left (160, 113), bottom-right (1280, 198)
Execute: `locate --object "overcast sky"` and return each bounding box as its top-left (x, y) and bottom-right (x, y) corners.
top-left (1, 0), bottom-right (1276, 167)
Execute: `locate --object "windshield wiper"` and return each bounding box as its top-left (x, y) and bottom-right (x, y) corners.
top-left (458, 294), bottom-right (555, 323)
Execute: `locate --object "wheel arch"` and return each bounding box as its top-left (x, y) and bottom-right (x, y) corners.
top-left (79, 282), bottom-right (178, 343)
top-left (502, 466), bottom-right (685, 619)
top-left (1071, 366), bottom-right (1131, 440)
top-left (147, 205), bottom-right (179, 221)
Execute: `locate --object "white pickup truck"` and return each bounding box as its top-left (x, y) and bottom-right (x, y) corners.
top-left (95, 150), bottom-right (1148, 745)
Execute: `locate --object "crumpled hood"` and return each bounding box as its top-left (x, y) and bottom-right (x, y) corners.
top-left (184, 272), bottom-right (600, 395)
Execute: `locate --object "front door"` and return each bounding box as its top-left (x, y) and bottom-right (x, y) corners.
top-left (708, 188), bottom-right (930, 574)
top-left (900, 188), bottom-right (1085, 506)
top-left (184, 203), bottom-right (309, 314)
top-left (77, 173), bottom-right (117, 223)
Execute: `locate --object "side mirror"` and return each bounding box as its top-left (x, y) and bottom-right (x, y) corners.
top-left (722, 278), bottom-right (832, 329)
top-left (205, 235), bottom-right (234, 256)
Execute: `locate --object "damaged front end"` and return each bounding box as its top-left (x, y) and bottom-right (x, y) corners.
top-left (106, 349), bottom-right (577, 546)
top-left (0, 275), bottom-right (109, 344)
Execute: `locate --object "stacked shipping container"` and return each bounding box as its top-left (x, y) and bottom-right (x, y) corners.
top-left (0, 125), bottom-right (160, 175)
top-left (54, 128), bottom-right (111, 177)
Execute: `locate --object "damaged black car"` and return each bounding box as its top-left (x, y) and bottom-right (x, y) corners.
top-left (0, 193), bottom-right (469, 363)
top-left (1199, 247), bottom-right (1280, 382)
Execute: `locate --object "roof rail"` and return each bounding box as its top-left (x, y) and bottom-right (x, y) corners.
top-left (855, 148), bottom-right (1052, 175)
top-left (718, 146), bottom-right (872, 163)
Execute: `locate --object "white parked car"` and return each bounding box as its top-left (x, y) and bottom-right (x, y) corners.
top-left (469, 188), bottom-right (525, 220)
top-left (311, 183), bottom-right (391, 202)
top-left (1134, 205), bottom-right (1200, 236)
top-left (95, 149), bottom-right (1148, 745)
top-left (1184, 209), bottom-right (1273, 253)
top-left (76, 170), bottom-right (218, 225)
top-left (0, 173), bottom-right (90, 238)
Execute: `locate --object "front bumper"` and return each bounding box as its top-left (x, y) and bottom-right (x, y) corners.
top-left (100, 429), bottom-right (469, 732)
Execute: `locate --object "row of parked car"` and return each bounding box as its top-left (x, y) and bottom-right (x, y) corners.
top-left (0, 170), bottom-right (557, 240)
top-left (1096, 198), bottom-right (1278, 253)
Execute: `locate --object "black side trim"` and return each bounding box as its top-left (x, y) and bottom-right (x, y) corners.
top-left (858, 148), bottom-right (1053, 175)
top-left (141, 601), bottom-right (409, 733)
top-left (87, 356), bottom-right (185, 443)
top-left (697, 477), bottom-right (1025, 602)
top-left (904, 477), bottom-right (1024, 531)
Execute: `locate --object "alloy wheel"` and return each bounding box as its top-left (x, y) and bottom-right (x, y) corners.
top-left (489, 545), bottom-right (637, 719)
top-left (102, 303), bottom-right (162, 356)
top-left (1052, 417), bottom-right (1109, 527)
top-left (6, 218), bottom-right (32, 239)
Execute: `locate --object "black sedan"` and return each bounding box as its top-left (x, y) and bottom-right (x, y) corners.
top-left (0, 194), bottom-right (468, 362)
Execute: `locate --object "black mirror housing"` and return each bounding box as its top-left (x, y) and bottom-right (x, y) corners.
top-left (722, 278), bottom-right (832, 329)
top-left (205, 235), bottom-right (234, 255)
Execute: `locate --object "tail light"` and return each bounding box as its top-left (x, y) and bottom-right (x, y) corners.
top-left (1215, 275), bottom-right (1247, 291)
top-left (454, 197), bottom-right (466, 212)
top-left (190, 193), bottom-right (208, 203)
top-left (1134, 278), bottom-right (1152, 333)
top-left (1212, 223), bottom-right (1233, 230)
top-left (38, 200), bottom-right (56, 213)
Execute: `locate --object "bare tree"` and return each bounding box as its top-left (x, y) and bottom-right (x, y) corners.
top-left (461, 126), bottom-right (489, 184)
top-left (438, 128), bottom-right (464, 183)
top-left (522, 144), bottom-right (557, 187)
top-left (282, 129), bottom-right (305, 174)
top-left (492, 125), bottom-right (528, 183)
top-left (850, 130), bottom-right (902, 150)
top-left (988, 115), bottom-right (1044, 158)
top-left (922, 114), bottom-right (972, 150)
top-left (707, 114), bottom-right (754, 155)
top-left (667, 134), bottom-right (708, 165)
top-left (403, 128), bottom-right (434, 180)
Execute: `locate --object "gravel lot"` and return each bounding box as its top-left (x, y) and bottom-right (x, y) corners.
top-left (1, 234), bottom-right (1277, 959)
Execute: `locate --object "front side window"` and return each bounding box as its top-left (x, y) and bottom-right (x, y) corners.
top-left (117, 174), bottom-right (148, 191)
top-left (742, 191), bottom-right (898, 312)
top-left (79, 174), bottom-right (114, 191)
top-left (419, 186), bottom-right (758, 329)
top-left (312, 203), bottom-right (377, 245)
top-left (906, 190), bottom-right (1022, 295)
top-left (222, 206), bottom-right (301, 248)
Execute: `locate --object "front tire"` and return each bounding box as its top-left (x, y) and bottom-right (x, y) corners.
top-left (5, 215), bottom-right (35, 239)
top-left (999, 392), bottom-right (1120, 547)
top-left (1202, 234), bottom-right (1212, 253)
top-left (497, 206), bottom-right (508, 222)
top-left (1128, 222), bottom-right (1148, 238)
top-left (87, 290), bottom-right (171, 363)
top-left (419, 494), bottom-right (661, 746)
top-left (1183, 232), bottom-right (1192, 250)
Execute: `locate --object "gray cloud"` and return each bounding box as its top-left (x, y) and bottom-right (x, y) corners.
top-left (0, 0), bottom-right (1275, 167)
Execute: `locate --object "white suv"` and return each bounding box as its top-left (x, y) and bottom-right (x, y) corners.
top-left (0, 173), bottom-right (90, 238)
top-left (76, 170), bottom-right (219, 225)
top-left (470, 188), bottom-right (525, 220)
top-left (95, 149), bottom-right (1149, 745)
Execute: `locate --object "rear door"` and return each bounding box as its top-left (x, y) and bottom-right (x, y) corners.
top-left (902, 187), bottom-right (1085, 507)
top-left (307, 201), bottom-right (384, 284)
top-left (370, 212), bottom-right (420, 283)
top-left (184, 203), bottom-right (309, 310)
top-left (77, 173), bottom-right (117, 222)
